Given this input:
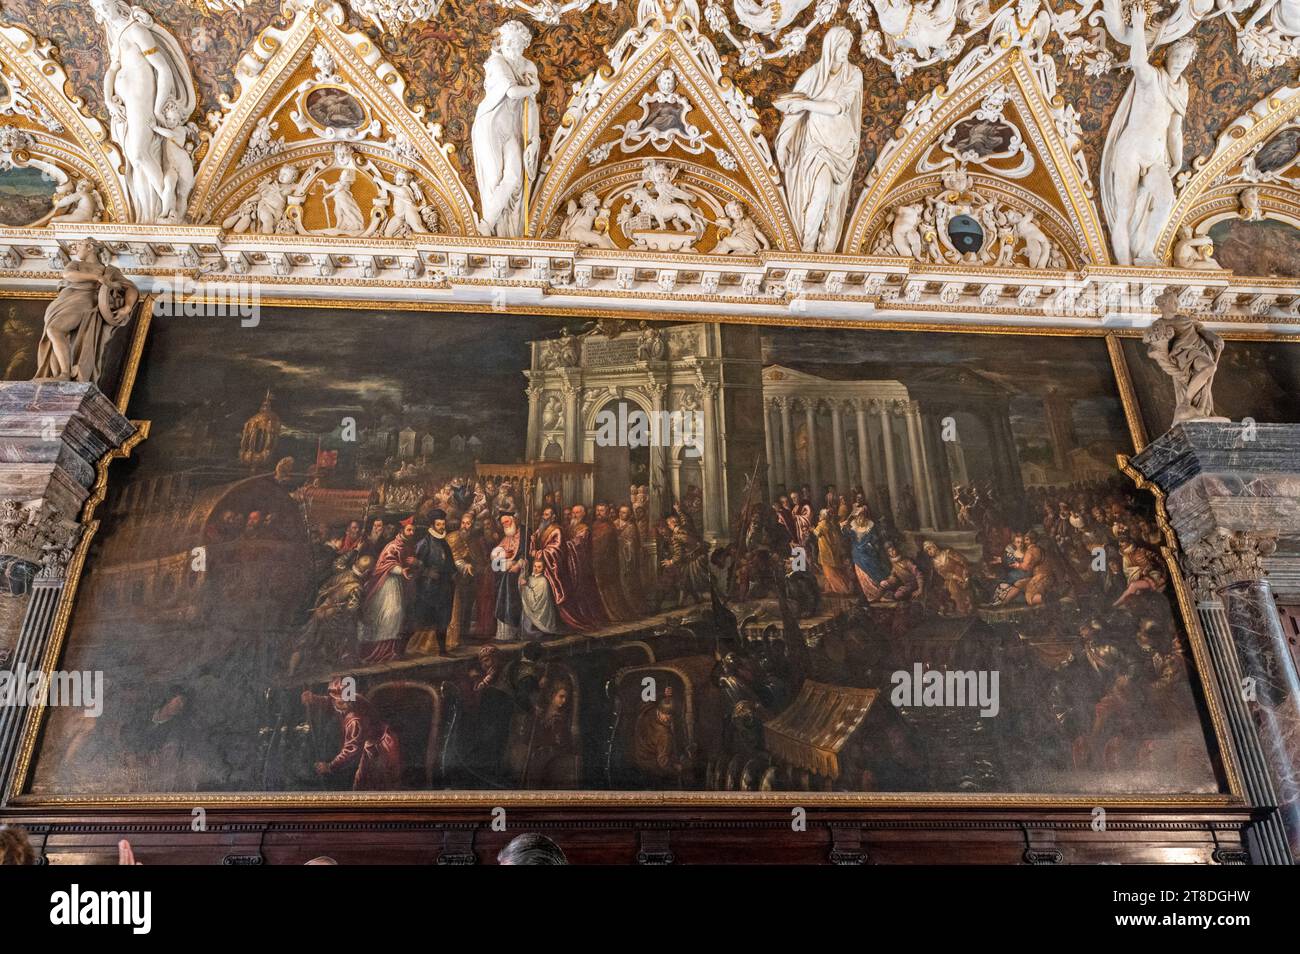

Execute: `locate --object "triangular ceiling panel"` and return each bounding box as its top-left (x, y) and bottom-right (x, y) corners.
top-left (1158, 81), bottom-right (1300, 263)
top-left (0, 23), bottom-right (129, 225)
top-left (189, 0), bottom-right (476, 237)
top-left (528, 8), bottom-right (796, 254)
top-left (842, 18), bottom-right (1106, 268)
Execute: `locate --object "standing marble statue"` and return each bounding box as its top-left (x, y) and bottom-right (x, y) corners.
top-left (472, 20), bottom-right (540, 238)
top-left (1142, 289), bottom-right (1227, 425)
top-left (773, 26), bottom-right (863, 253)
top-left (34, 237), bottom-right (139, 385)
top-left (91, 0), bottom-right (197, 224)
top-left (1099, 2), bottom-right (1196, 266)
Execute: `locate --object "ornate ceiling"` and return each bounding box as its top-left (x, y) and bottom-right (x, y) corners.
top-left (0, 0), bottom-right (1298, 325)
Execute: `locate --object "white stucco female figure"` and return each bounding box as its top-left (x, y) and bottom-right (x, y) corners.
top-left (773, 26), bottom-right (863, 253)
top-left (1099, 3), bottom-right (1196, 266)
top-left (91, 0), bottom-right (197, 224)
top-left (472, 20), bottom-right (540, 238)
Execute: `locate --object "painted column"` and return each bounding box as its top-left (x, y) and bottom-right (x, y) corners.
top-left (830, 400), bottom-right (848, 500)
top-left (697, 380), bottom-right (724, 541)
top-left (561, 376), bottom-right (582, 507)
top-left (925, 411), bottom-right (959, 529)
top-left (647, 379), bottom-right (669, 520)
top-left (778, 397), bottom-right (794, 494)
top-left (904, 401), bottom-right (935, 529)
top-left (854, 399), bottom-right (872, 502)
top-left (524, 382), bottom-right (542, 461)
top-left (763, 399), bottom-right (777, 494)
top-left (803, 399), bottom-right (820, 497)
top-left (875, 399), bottom-right (900, 525)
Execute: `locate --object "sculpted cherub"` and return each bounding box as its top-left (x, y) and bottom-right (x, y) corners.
top-left (559, 190), bottom-right (615, 249)
top-left (30, 179), bottom-right (102, 227)
top-left (889, 203), bottom-right (925, 260)
top-left (713, 201), bottom-right (770, 255)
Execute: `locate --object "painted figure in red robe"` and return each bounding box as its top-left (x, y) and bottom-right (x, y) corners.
top-left (302, 677), bottom-right (402, 790)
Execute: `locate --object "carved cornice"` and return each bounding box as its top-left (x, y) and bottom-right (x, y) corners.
top-left (2, 225), bottom-right (1299, 327)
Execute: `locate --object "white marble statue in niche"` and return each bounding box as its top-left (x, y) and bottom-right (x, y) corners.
top-left (1099, 2), bottom-right (1196, 266)
top-left (774, 26), bottom-right (863, 253)
top-left (90, 0), bottom-right (197, 224)
top-left (472, 20), bottom-right (540, 238)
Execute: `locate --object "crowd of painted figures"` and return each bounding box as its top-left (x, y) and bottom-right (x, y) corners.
top-left (287, 470), bottom-right (1195, 791)
top-left (287, 475), bottom-right (713, 677)
top-left (721, 477), bottom-right (1171, 618)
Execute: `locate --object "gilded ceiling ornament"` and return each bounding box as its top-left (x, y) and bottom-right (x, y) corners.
top-left (532, 0), bottom-right (794, 250)
top-left (191, 0), bottom-right (476, 235)
top-left (916, 83), bottom-right (1035, 179)
top-left (0, 24), bottom-right (129, 224)
top-left (873, 166), bottom-right (1065, 267)
top-left (702, 0), bottom-right (1088, 80)
top-left (845, 2), bottom-right (1101, 261)
top-left (491, 0), bottom-right (618, 25)
top-left (1157, 80), bottom-right (1300, 261)
top-left (616, 158), bottom-right (708, 251)
top-left (348, 0), bottom-right (446, 33)
top-left (591, 68), bottom-right (737, 169)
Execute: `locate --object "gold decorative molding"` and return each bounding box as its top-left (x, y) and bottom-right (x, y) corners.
top-left (188, 0), bottom-right (476, 235)
top-left (0, 22), bottom-right (130, 223)
top-left (842, 40), bottom-right (1106, 267)
top-left (1159, 82), bottom-right (1300, 261)
top-left (528, 11), bottom-right (796, 251)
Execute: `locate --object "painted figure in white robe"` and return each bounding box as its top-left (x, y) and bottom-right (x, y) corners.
top-left (773, 26), bottom-right (863, 253)
top-left (521, 557), bottom-right (563, 638)
top-left (1099, 3), bottom-right (1196, 266)
top-left (472, 20), bottom-right (539, 237)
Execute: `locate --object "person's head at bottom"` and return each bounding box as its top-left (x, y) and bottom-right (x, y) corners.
top-left (497, 833), bottom-right (567, 865)
top-left (0, 825), bottom-right (36, 865)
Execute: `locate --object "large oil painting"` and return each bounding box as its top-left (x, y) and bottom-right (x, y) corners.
top-left (21, 308), bottom-right (1228, 799)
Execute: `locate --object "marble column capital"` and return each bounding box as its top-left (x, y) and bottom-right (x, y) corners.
top-left (1129, 422), bottom-right (1300, 577)
top-left (0, 499), bottom-right (79, 578)
top-left (1182, 529), bottom-right (1279, 602)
